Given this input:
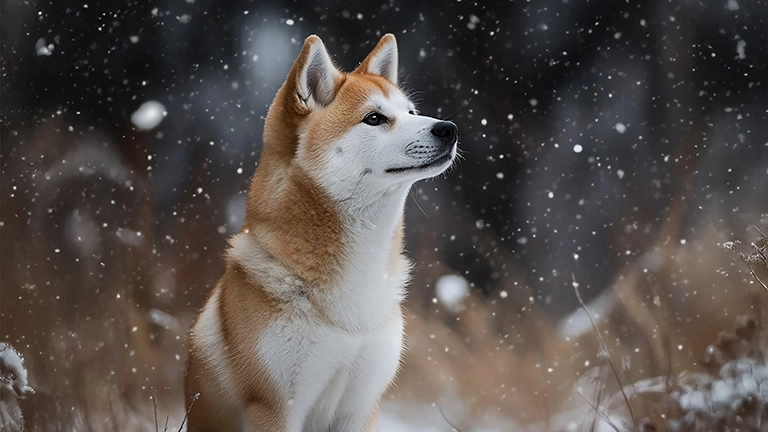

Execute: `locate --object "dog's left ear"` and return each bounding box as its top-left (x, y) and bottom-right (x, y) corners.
top-left (353, 34), bottom-right (399, 85)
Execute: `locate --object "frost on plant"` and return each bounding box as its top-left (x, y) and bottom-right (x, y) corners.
top-left (0, 343), bottom-right (34, 432)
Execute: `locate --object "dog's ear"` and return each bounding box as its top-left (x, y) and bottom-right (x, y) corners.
top-left (353, 34), bottom-right (398, 85)
top-left (294, 35), bottom-right (342, 108)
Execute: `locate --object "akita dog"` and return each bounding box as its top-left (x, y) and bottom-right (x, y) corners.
top-left (184, 33), bottom-right (458, 431)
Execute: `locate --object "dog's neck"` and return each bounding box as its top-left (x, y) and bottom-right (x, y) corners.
top-left (315, 182), bottom-right (411, 331)
top-left (343, 183), bottom-right (410, 263)
top-left (242, 164), bottom-right (411, 290)
top-left (234, 170), bottom-right (410, 330)
top-left (341, 183), bottom-right (411, 233)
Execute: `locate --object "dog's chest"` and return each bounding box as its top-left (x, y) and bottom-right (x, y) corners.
top-left (321, 263), bottom-right (407, 329)
top-left (307, 314), bottom-right (403, 428)
top-left (316, 223), bottom-right (411, 331)
top-left (258, 300), bottom-right (404, 430)
top-left (255, 255), bottom-right (408, 428)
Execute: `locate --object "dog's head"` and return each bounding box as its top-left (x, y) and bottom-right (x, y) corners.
top-left (262, 34), bottom-right (458, 205)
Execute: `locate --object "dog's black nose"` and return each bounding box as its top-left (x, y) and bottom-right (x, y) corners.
top-left (431, 121), bottom-right (458, 147)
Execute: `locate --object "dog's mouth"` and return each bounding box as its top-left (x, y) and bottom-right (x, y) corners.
top-left (385, 149), bottom-right (455, 174)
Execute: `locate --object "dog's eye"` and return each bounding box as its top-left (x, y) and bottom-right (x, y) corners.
top-left (408, 110), bottom-right (416, 115)
top-left (362, 112), bottom-right (388, 126)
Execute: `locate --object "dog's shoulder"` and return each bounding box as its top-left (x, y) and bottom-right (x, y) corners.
top-left (228, 232), bottom-right (309, 302)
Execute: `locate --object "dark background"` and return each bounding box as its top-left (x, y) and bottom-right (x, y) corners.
top-left (1, 0), bottom-right (767, 428)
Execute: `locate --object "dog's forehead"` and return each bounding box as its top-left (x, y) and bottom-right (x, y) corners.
top-left (370, 91), bottom-right (412, 112)
top-left (342, 74), bottom-right (411, 110)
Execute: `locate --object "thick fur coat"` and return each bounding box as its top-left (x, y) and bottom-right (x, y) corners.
top-left (184, 34), bottom-right (458, 432)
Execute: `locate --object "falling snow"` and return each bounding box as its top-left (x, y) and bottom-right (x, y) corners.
top-left (35, 38), bottom-right (52, 56)
top-left (131, 101), bottom-right (167, 130)
top-left (737, 39), bottom-right (746, 59)
top-left (435, 274), bottom-right (470, 313)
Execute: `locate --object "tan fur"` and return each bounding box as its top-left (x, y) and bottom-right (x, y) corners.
top-left (185, 261), bottom-right (285, 431)
top-left (186, 38), bottom-right (392, 429)
top-left (352, 34), bottom-right (397, 79)
top-left (184, 33), bottom-right (454, 431)
top-left (304, 75), bottom-right (397, 163)
top-left (242, 72), bottom-right (399, 290)
top-left (388, 216), bottom-right (406, 274)
top-left (244, 166), bottom-right (344, 287)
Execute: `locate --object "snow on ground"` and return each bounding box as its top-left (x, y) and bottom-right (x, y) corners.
top-left (380, 400), bottom-right (519, 432)
top-left (380, 412), bottom-right (445, 432)
top-left (0, 343), bottom-right (34, 431)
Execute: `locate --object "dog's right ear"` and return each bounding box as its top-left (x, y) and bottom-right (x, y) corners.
top-left (292, 35), bottom-right (342, 110)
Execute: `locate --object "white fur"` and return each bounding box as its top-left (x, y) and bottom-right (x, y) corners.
top-left (189, 34), bottom-right (457, 432)
top-left (299, 91), bottom-right (456, 211)
top-left (229, 235), bottom-right (308, 303)
top-left (191, 289), bottom-right (240, 408)
top-left (226, 209), bottom-right (408, 431)
top-left (257, 310), bottom-right (403, 432)
top-left (256, 83), bottom-right (450, 432)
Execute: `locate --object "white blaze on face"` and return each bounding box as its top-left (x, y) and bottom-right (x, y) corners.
top-left (305, 85), bottom-right (456, 205)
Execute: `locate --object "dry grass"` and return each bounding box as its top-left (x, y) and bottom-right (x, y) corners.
top-left (392, 223), bottom-right (768, 431)
top-left (2, 120), bottom-right (767, 431)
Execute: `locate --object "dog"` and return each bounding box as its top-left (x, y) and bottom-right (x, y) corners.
top-left (184, 33), bottom-right (458, 431)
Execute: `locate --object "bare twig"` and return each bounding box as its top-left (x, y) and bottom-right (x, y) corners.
top-left (437, 404), bottom-right (465, 432)
top-left (178, 392), bottom-right (200, 432)
top-left (753, 225), bottom-right (768, 242)
top-left (573, 275), bottom-right (638, 429)
top-left (588, 364), bottom-right (606, 432)
top-left (163, 415), bottom-right (170, 432)
top-left (576, 391), bottom-right (622, 432)
top-left (747, 264), bottom-right (768, 291)
top-left (741, 226), bottom-right (768, 290)
top-left (647, 275), bottom-right (674, 392)
top-left (151, 387), bottom-right (159, 432)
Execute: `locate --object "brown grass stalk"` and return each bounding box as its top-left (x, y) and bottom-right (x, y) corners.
top-left (573, 275), bottom-right (638, 429)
